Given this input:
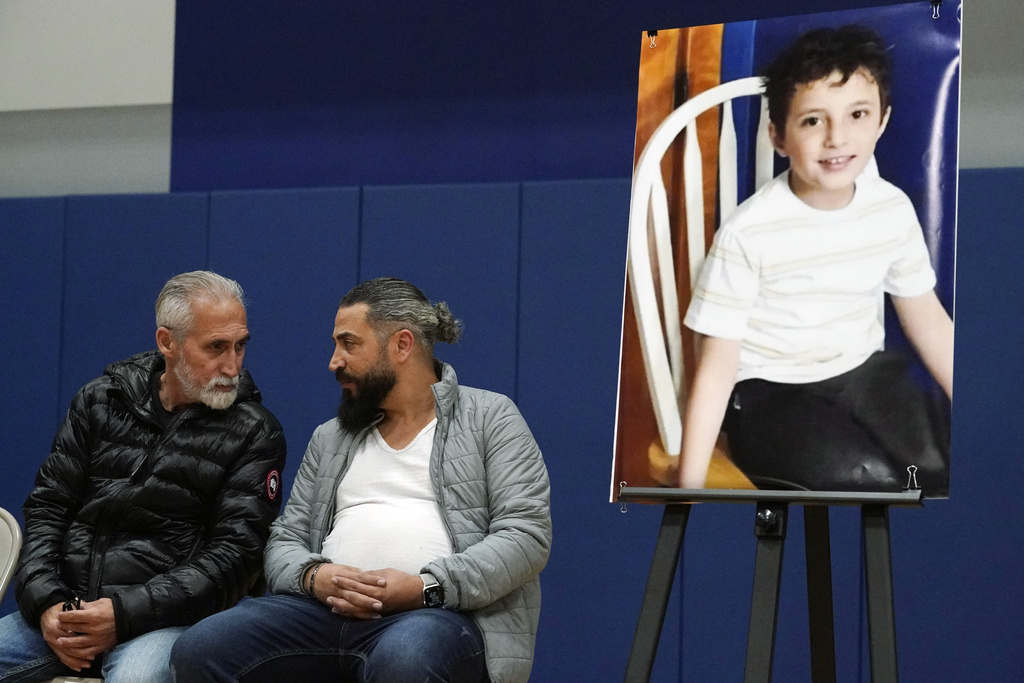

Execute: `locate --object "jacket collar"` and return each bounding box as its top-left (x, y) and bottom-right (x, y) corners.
top-left (430, 360), bottom-right (459, 426)
top-left (104, 350), bottom-right (260, 420)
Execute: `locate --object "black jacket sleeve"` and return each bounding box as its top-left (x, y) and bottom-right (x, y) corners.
top-left (14, 384), bottom-right (95, 627)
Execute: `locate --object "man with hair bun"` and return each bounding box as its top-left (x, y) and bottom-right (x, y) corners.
top-left (1, 271), bottom-right (286, 683)
top-left (173, 277), bottom-right (552, 683)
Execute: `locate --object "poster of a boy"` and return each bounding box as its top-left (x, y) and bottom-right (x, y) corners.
top-left (679, 25), bottom-right (953, 495)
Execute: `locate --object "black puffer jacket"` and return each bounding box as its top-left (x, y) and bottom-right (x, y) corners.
top-left (14, 351), bottom-right (286, 642)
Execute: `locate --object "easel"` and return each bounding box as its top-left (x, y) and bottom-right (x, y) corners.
top-left (618, 488), bottom-right (923, 683)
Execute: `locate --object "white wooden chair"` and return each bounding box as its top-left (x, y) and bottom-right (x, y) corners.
top-left (0, 507), bottom-right (21, 601)
top-left (627, 76), bottom-right (883, 485)
top-left (627, 76), bottom-right (774, 480)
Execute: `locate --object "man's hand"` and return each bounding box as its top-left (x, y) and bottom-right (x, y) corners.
top-left (306, 563), bottom-right (387, 619)
top-left (54, 598), bottom-right (118, 666)
top-left (41, 602), bottom-right (93, 671)
top-left (363, 568), bottom-right (425, 615)
top-left (304, 564), bottom-right (426, 618)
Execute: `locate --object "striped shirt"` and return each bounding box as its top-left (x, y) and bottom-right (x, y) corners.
top-left (684, 171), bottom-right (936, 383)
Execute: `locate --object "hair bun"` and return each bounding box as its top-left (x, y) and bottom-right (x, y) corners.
top-left (432, 302), bottom-right (464, 344)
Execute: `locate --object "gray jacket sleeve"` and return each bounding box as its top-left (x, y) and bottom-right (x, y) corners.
top-left (264, 424), bottom-right (333, 596)
top-left (424, 395), bottom-right (552, 611)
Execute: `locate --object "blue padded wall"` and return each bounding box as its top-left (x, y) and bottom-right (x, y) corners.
top-left (0, 197), bottom-right (64, 616)
top-left (360, 184), bottom-right (520, 398)
top-left (170, 0), bottom-right (911, 192)
top-left (208, 187), bottom-right (361, 496)
top-left (886, 168), bottom-right (1024, 681)
top-left (3, 169), bottom-right (1023, 681)
top-left (60, 194), bottom-right (209, 409)
top-left (517, 179), bottom-right (686, 680)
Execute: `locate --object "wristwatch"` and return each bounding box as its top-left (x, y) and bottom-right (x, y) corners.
top-left (420, 572), bottom-right (444, 608)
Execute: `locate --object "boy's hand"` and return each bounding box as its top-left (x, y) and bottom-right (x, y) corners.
top-left (679, 335), bottom-right (740, 488)
top-left (892, 291), bottom-right (953, 399)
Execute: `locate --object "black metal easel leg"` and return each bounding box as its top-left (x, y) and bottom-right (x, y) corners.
top-left (862, 504), bottom-right (898, 683)
top-left (804, 506), bottom-right (837, 683)
top-left (623, 504), bottom-right (691, 683)
top-left (744, 503), bottom-right (788, 683)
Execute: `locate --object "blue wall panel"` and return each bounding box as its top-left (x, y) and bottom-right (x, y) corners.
top-left (360, 184), bottom-right (520, 398)
top-left (60, 194), bottom-right (209, 410)
top-left (208, 188), bottom-right (361, 496)
top-left (171, 0), bottom-right (913, 192)
top-left (0, 197), bottom-right (64, 617)
top-left (885, 168), bottom-right (1024, 681)
top-left (517, 179), bottom-right (681, 680)
top-left (3, 166), bottom-right (1022, 677)
top-left (677, 505), bottom-right (754, 681)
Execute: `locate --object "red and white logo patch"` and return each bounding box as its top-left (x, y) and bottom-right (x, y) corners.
top-left (266, 470), bottom-right (281, 501)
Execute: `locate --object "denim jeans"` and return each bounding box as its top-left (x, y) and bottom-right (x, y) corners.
top-left (0, 610), bottom-right (184, 683)
top-left (170, 595), bottom-right (488, 683)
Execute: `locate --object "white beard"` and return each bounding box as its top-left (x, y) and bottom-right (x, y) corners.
top-left (173, 360), bottom-right (239, 410)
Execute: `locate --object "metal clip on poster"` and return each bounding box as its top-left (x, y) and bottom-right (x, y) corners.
top-left (619, 488), bottom-right (923, 683)
top-left (932, 0), bottom-right (941, 19)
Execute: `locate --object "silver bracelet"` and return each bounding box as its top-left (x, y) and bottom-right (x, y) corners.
top-left (307, 562), bottom-right (325, 599)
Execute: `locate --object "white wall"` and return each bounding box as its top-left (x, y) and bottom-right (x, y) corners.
top-left (960, 0), bottom-right (1024, 168)
top-left (0, 0), bottom-right (174, 197)
top-left (0, 0), bottom-right (174, 112)
top-left (0, 105), bottom-right (171, 197)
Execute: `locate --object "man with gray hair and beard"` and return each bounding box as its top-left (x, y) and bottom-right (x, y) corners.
top-left (0, 271), bottom-right (286, 683)
top-left (172, 277), bottom-right (552, 683)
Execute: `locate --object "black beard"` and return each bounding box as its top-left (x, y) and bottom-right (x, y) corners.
top-left (336, 362), bottom-right (397, 433)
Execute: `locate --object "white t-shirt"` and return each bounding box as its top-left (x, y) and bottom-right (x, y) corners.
top-left (320, 419), bottom-right (453, 575)
top-left (684, 171), bottom-right (936, 383)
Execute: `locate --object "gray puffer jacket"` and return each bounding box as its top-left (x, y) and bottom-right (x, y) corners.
top-left (264, 362), bottom-right (552, 683)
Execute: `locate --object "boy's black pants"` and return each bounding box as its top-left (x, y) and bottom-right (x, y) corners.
top-left (723, 351), bottom-right (950, 497)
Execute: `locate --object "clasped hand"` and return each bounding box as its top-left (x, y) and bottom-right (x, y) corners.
top-left (309, 564), bottom-right (423, 619)
top-left (41, 598), bottom-right (118, 671)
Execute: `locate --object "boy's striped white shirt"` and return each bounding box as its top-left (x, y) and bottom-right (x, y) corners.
top-left (685, 170), bottom-right (936, 384)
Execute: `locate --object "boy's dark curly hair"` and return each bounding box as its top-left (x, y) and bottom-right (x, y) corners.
top-left (761, 24), bottom-right (892, 135)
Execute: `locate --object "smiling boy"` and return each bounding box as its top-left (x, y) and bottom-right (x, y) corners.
top-left (678, 25), bottom-right (954, 495)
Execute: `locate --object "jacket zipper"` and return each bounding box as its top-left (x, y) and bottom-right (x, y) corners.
top-left (129, 408), bottom-right (192, 484)
top-left (85, 487), bottom-right (129, 600)
top-left (432, 414), bottom-right (459, 550)
top-left (84, 407), bottom-right (193, 599)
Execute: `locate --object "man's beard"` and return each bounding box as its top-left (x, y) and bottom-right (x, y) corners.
top-left (336, 359), bottom-right (397, 433)
top-left (174, 360), bottom-right (239, 411)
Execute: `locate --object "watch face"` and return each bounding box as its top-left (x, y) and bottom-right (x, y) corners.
top-left (423, 584), bottom-right (444, 608)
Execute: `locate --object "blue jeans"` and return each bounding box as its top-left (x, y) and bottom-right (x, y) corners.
top-left (0, 611), bottom-right (184, 683)
top-left (170, 595), bottom-right (488, 683)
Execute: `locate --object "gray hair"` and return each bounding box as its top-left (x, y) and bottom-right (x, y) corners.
top-left (339, 277), bottom-right (462, 355)
top-left (155, 271), bottom-right (245, 340)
